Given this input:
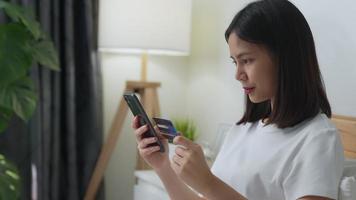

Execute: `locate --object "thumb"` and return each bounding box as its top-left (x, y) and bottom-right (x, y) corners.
top-left (173, 136), bottom-right (193, 148)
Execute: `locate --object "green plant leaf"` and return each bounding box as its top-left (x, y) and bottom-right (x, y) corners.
top-left (19, 6), bottom-right (42, 40)
top-left (32, 40), bottom-right (60, 71)
top-left (0, 23), bottom-right (33, 85)
top-left (173, 119), bottom-right (198, 141)
top-left (0, 1), bottom-right (9, 9)
top-left (0, 1), bottom-right (41, 40)
top-left (0, 154), bottom-right (20, 200)
top-left (0, 77), bottom-right (37, 122)
top-left (0, 107), bottom-right (13, 133)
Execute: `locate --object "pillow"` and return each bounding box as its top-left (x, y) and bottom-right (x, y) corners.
top-left (339, 159), bottom-right (356, 200)
top-left (339, 176), bottom-right (356, 200)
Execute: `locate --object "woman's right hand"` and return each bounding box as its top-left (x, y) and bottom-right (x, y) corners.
top-left (132, 116), bottom-right (170, 170)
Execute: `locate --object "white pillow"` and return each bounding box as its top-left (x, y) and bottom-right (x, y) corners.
top-left (339, 176), bottom-right (356, 200)
top-left (339, 159), bottom-right (356, 200)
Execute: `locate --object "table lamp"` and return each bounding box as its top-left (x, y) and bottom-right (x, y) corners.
top-left (98, 0), bottom-right (192, 81)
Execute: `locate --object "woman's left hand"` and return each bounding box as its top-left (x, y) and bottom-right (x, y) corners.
top-left (171, 136), bottom-right (215, 194)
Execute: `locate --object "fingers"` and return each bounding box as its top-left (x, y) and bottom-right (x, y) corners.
top-left (171, 146), bottom-right (188, 168)
top-left (173, 136), bottom-right (193, 148)
top-left (136, 136), bottom-right (161, 157)
top-left (132, 117), bottom-right (163, 157)
top-left (132, 116), bottom-right (140, 129)
top-left (138, 137), bottom-right (158, 148)
top-left (154, 126), bottom-right (165, 140)
top-left (134, 124), bottom-right (148, 140)
top-left (175, 146), bottom-right (188, 158)
top-left (139, 146), bottom-right (161, 156)
top-left (131, 116), bottom-right (137, 129)
top-left (172, 154), bottom-right (182, 166)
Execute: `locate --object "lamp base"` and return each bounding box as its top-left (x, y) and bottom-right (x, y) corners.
top-left (140, 52), bottom-right (148, 81)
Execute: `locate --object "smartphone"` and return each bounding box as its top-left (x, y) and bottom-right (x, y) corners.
top-left (123, 92), bottom-right (165, 152)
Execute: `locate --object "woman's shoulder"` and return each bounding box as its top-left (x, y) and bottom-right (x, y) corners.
top-left (291, 113), bottom-right (340, 145)
top-left (301, 113), bottom-right (337, 133)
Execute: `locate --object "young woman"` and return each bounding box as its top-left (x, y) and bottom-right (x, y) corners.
top-left (131, 0), bottom-right (344, 199)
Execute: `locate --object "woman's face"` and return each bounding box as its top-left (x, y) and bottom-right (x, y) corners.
top-left (228, 33), bottom-right (277, 104)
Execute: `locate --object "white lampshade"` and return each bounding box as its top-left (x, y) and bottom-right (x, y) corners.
top-left (98, 0), bottom-right (192, 56)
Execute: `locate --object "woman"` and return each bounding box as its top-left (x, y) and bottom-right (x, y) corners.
top-left (132, 0), bottom-right (344, 199)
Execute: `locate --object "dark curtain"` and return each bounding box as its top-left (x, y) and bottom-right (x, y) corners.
top-left (0, 0), bottom-right (104, 199)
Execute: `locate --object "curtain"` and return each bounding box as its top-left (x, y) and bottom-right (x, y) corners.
top-left (0, 0), bottom-right (104, 199)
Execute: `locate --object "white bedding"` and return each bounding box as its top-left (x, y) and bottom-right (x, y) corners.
top-left (339, 159), bottom-right (356, 200)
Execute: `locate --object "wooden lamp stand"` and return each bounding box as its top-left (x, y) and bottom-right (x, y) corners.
top-left (84, 53), bottom-right (161, 199)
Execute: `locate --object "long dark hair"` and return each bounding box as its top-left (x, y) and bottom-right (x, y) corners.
top-left (225, 0), bottom-right (331, 128)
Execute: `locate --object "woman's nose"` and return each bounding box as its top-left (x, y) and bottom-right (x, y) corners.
top-left (235, 65), bottom-right (247, 81)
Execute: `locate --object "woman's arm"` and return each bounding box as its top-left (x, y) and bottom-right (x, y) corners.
top-left (200, 174), bottom-right (247, 200)
top-left (157, 161), bottom-right (247, 200)
top-left (170, 136), bottom-right (247, 200)
top-left (156, 161), bottom-right (205, 200)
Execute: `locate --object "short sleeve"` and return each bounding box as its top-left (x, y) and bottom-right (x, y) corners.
top-left (282, 129), bottom-right (344, 200)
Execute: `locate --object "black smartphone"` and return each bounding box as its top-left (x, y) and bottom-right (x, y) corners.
top-left (123, 92), bottom-right (165, 152)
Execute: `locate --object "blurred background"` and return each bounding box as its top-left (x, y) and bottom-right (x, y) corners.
top-left (0, 0), bottom-right (355, 199)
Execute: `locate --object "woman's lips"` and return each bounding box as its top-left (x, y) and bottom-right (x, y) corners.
top-left (243, 87), bottom-right (255, 94)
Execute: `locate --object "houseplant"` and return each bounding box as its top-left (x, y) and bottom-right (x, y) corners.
top-left (0, 1), bottom-right (60, 199)
top-left (173, 119), bottom-right (198, 141)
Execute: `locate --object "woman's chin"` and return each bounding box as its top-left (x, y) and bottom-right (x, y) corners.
top-left (248, 95), bottom-right (268, 103)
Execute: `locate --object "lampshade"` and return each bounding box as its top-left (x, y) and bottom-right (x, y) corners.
top-left (98, 0), bottom-right (192, 56)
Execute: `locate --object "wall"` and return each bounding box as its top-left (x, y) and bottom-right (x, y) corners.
top-left (185, 0), bottom-right (251, 144)
top-left (290, 0), bottom-right (356, 116)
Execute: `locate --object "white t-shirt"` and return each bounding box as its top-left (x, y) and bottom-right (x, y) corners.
top-left (211, 113), bottom-right (344, 200)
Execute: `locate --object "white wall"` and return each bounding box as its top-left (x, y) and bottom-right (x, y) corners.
top-left (186, 0), bottom-right (251, 144)
top-left (102, 0), bottom-right (356, 199)
top-left (290, 0), bottom-right (356, 116)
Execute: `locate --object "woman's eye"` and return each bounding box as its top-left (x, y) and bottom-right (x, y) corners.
top-left (241, 59), bottom-right (253, 65)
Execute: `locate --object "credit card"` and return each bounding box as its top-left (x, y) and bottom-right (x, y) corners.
top-left (153, 117), bottom-right (180, 142)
